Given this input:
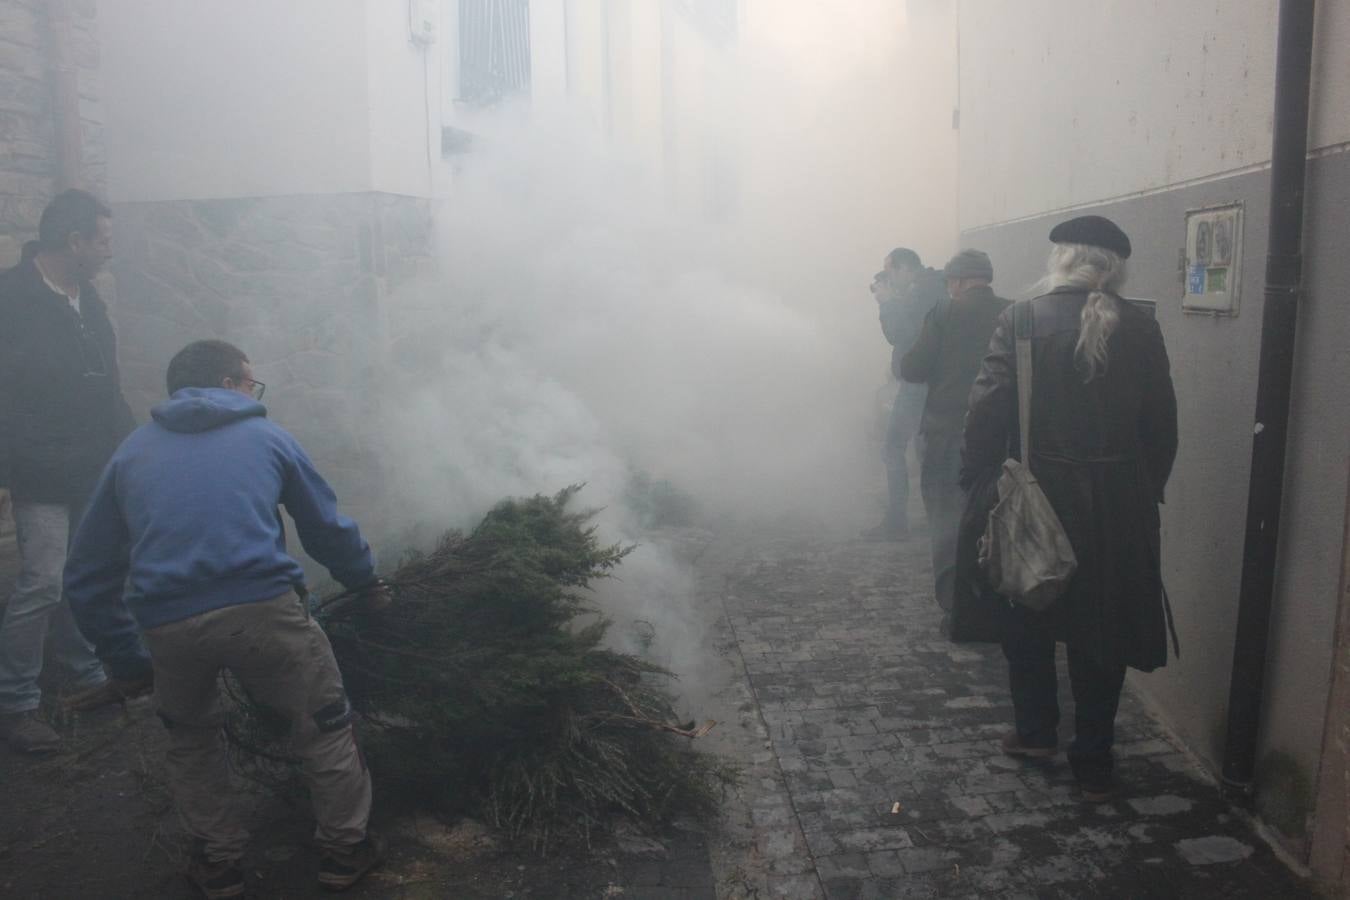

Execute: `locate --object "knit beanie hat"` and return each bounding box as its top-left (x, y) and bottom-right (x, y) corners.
top-left (943, 249), bottom-right (994, 281)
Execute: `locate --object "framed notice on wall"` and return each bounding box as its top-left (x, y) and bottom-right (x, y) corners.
top-left (1183, 203), bottom-right (1243, 315)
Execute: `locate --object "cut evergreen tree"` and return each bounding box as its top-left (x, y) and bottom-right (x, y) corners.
top-left (226, 486), bottom-right (729, 849)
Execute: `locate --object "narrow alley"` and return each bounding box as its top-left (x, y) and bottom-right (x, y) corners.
top-left (702, 526), bottom-right (1318, 899)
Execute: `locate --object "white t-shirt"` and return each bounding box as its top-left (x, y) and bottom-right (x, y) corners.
top-left (34, 257), bottom-right (80, 312)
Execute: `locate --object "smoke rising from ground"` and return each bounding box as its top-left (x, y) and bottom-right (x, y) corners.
top-left (358, 9), bottom-right (955, 689)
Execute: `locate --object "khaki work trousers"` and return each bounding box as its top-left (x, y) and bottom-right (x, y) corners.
top-left (144, 591), bottom-right (371, 863)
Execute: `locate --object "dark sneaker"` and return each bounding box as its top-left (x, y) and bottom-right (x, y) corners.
top-left (1000, 730), bottom-right (1056, 760)
top-left (318, 832), bottom-right (386, 892)
top-left (1079, 777), bottom-right (1117, 802)
top-left (0, 711), bottom-right (61, 755)
top-left (859, 522), bottom-right (908, 541)
top-left (185, 856), bottom-right (245, 899)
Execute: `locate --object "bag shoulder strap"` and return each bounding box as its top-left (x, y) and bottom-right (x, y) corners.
top-left (1014, 301), bottom-right (1034, 462)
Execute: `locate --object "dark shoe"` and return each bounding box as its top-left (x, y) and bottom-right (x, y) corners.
top-left (0, 711), bottom-right (61, 755)
top-left (318, 832), bottom-right (386, 892)
top-left (859, 522), bottom-right (907, 541)
top-left (1000, 730), bottom-right (1056, 760)
top-left (1079, 777), bottom-right (1117, 802)
top-left (185, 856), bottom-right (245, 899)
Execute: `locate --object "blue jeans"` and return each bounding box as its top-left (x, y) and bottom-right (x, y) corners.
top-left (919, 430), bottom-right (965, 612)
top-left (0, 502), bottom-right (107, 714)
top-left (883, 386), bottom-right (924, 529)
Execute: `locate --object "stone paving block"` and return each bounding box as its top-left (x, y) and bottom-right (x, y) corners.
top-left (833, 826), bottom-right (915, 853)
top-left (976, 810), bottom-right (1057, 836)
top-left (814, 853), bottom-right (870, 882)
top-left (1127, 794), bottom-right (1195, 816)
top-left (1174, 835), bottom-right (1255, 865)
top-left (766, 873), bottom-right (826, 899)
top-left (862, 849), bottom-right (907, 877)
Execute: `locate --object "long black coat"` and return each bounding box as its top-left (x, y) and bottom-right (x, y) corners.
top-left (0, 245), bottom-right (135, 504)
top-left (959, 288), bottom-right (1178, 672)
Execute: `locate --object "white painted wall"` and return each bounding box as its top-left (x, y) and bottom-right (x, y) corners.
top-left (957, 0), bottom-right (1350, 230)
top-left (101, 0), bottom-right (454, 202)
top-left (364, 0), bottom-right (439, 198)
top-left (100, 0), bottom-right (373, 202)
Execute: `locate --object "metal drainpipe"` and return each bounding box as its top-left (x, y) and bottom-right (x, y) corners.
top-left (1221, 0), bottom-right (1318, 800)
top-left (46, 0), bottom-right (84, 191)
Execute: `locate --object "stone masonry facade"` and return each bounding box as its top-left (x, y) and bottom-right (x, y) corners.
top-left (0, 0), bottom-right (105, 268)
top-left (110, 193), bottom-right (436, 535)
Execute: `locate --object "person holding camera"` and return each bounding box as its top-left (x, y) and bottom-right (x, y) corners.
top-left (862, 248), bottom-right (945, 541)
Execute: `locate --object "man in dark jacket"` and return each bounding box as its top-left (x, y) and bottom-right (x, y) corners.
top-left (862, 248), bottom-right (944, 540)
top-left (900, 249), bottom-right (1010, 612)
top-left (64, 340), bottom-right (388, 897)
top-left (0, 189), bottom-right (135, 753)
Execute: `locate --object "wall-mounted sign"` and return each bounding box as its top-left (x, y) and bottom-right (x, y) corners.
top-left (1183, 203), bottom-right (1242, 315)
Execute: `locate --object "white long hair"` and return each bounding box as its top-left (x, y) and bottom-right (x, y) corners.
top-left (1035, 242), bottom-right (1128, 381)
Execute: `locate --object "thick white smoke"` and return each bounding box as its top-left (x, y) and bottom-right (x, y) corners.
top-left (364, 6), bottom-right (956, 686)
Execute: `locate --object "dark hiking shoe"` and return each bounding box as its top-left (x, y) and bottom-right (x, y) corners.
top-left (318, 832), bottom-right (386, 892)
top-left (0, 711), bottom-right (60, 755)
top-left (1000, 731), bottom-right (1056, 760)
top-left (185, 856), bottom-right (245, 899)
top-left (859, 522), bottom-right (908, 541)
top-left (1079, 777), bottom-right (1118, 802)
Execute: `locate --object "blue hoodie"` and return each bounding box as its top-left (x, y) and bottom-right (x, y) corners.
top-left (63, 388), bottom-right (376, 678)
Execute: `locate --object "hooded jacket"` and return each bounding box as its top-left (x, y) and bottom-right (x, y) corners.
top-left (0, 244), bottom-right (136, 502)
top-left (63, 388), bottom-right (376, 678)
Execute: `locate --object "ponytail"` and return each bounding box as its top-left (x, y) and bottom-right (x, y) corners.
top-left (1035, 243), bottom-right (1128, 381)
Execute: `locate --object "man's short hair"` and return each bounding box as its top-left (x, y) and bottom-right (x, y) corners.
top-left (166, 340), bottom-right (249, 395)
top-left (38, 189), bottom-right (112, 251)
top-left (885, 247), bottom-right (922, 272)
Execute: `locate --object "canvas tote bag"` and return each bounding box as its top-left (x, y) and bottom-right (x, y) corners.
top-left (977, 302), bottom-right (1077, 611)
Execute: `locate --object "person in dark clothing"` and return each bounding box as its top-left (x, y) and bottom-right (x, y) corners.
top-left (961, 216), bottom-right (1178, 801)
top-left (0, 189), bottom-right (135, 754)
top-left (64, 340), bottom-right (389, 897)
top-left (862, 248), bottom-right (945, 540)
top-left (900, 249), bottom-right (1010, 612)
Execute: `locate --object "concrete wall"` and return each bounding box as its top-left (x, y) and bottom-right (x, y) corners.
top-left (956, 0), bottom-right (1350, 867)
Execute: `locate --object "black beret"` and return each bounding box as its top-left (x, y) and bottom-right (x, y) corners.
top-left (1049, 215), bottom-right (1132, 259)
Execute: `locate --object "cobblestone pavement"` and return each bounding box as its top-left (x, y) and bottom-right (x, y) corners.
top-left (714, 528), bottom-right (1317, 900)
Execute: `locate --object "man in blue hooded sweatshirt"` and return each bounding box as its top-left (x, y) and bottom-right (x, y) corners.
top-left (64, 339), bottom-right (387, 898)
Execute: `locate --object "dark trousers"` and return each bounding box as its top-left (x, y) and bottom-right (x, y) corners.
top-left (1001, 624), bottom-right (1126, 782)
top-left (919, 430), bottom-right (964, 612)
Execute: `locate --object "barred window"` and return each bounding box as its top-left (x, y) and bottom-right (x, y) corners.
top-left (458, 0), bottom-right (531, 106)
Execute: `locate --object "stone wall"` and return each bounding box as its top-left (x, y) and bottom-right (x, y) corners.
top-left (0, 0), bottom-right (105, 267)
top-left (110, 192), bottom-right (435, 535)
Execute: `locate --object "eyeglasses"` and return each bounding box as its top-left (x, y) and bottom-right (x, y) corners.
top-left (241, 378), bottom-right (266, 401)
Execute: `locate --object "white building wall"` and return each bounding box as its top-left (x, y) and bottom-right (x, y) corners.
top-left (99, 0), bottom-right (374, 202)
top-left (958, 0), bottom-right (1350, 230)
top-left (364, 0), bottom-right (441, 199)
